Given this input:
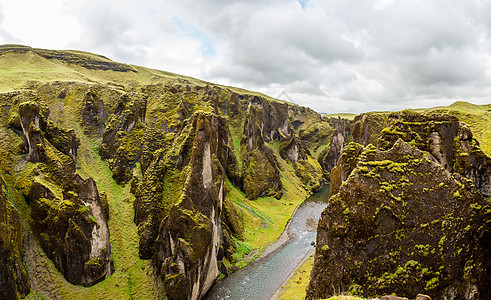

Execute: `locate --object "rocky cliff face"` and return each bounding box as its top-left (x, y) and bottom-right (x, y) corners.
top-left (307, 139), bottom-right (491, 299)
top-left (379, 111), bottom-right (491, 197)
top-left (318, 117), bottom-right (352, 176)
top-left (0, 175), bottom-right (30, 299)
top-left (126, 85), bottom-right (332, 298)
top-left (152, 112), bottom-right (235, 300)
top-left (6, 97), bottom-right (113, 287)
top-left (308, 112), bottom-right (491, 300)
top-left (350, 112), bottom-right (388, 146)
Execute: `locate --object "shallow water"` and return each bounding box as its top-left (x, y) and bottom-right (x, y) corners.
top-left (204, 185), bottom-right (329, 300)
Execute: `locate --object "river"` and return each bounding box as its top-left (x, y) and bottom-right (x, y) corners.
top-left (204, 185), bottom-right (330, 300)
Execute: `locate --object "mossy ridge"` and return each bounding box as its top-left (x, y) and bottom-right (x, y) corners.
top-left (417, 101), bottom-right (491, 156)
top-left (24, 134), bottom-right (165, 299)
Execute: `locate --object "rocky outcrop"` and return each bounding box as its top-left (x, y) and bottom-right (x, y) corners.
top-left (0, 175), bottom-right (30, 299)
top-left (81, 89), bottom-right (108, 136)
top-left (0, 45), bottom-right (136, 72)
top-left (242, 104), bottom-right (283, 199)
top-left (99, 93), bottom-right (147, 184)
top-left (379, 111), bottom-right (491, 197)
top-left (133, 112), bottom-right (243, 299)
top-left (15, 101), bottom-right (114, 286)
top-left (307, 139), bottom-right (491, 299)
top-left (319, 117), bottom-right (352, 176)
top-left (351, 112), bottom-right (388, 146)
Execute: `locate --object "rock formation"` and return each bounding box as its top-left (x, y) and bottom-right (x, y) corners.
top-left (379, 111), bottom-right (491, 197)
top-left (319, 116), bottom-right (352, 176)
top-left (10, 100), bottom-right (113, 287)
top-left (0, 175), bottom-right (30, 299)
top-left (350, 112), bottom-right (388, 146)
top-left (307, 112), bottom-right (491, 299)
top-left (153, 112), bottom-right (236, 300)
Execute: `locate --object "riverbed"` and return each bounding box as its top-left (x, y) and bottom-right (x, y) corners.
top-left (204, 185), bottom-right (330, 300)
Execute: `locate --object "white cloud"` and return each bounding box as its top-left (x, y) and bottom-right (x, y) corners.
top-left (0, 0), bottom-right (82, 49)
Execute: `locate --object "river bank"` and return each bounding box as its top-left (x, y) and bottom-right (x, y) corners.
top-left (204, 185), bottom-right (329, 300)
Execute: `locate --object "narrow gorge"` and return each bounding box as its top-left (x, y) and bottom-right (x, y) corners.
top-left (0, 45), bottom-right (490, 300)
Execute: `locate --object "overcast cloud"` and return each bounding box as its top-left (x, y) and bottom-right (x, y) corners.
top-left (1, 0), bottom-right (491, 113)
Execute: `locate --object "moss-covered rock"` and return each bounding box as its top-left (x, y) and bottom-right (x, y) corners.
top-left (350, 112), bottom-right (388, 146)
top-left (80, 89), bottom-right (108, 136)
top-left (0, 175), bottom-right (30, 299)
top-left (318, 117), bottom-right (351, 177)
top-left (379, 111), bottom-right (491, 197)
top-left (13, 100), bottom-right (114, 287)
top-left (241, 105), bottom-right (283, 199)
top-left (307, 139), bottom-right (491, 300)
top-left (153, 112), bottom-right (243, 300)
top-left (99, 93), bottom-right (147, 185)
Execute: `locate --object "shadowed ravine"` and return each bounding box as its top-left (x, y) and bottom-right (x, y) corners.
top-left (204, 185), bottom-right (330, 300)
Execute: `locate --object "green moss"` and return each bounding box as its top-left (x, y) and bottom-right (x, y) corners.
top-left (321, 245), bottom-right (330, 252)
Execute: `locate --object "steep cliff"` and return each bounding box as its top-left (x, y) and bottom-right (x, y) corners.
top-left (379, 111), bottom-right (491, 197)
top-left (6, 98), bottom-right (114, 287)
top-left (0, 174), bottom-right (30, 299)
top-left (308, 112), bottom-right (491, 299)
top-left (307, 139), bottom-right (491, 299)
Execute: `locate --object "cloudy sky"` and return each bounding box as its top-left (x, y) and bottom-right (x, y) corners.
top-left (1, 0), bottom-right (491, 113)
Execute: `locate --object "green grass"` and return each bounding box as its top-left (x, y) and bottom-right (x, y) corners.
top-left (277, 254), bottom-right (314, 300)
top-left (323, 113), bottom-right (357, 120)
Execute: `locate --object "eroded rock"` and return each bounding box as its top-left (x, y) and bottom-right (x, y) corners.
top-left (379, 111), bottom-right (491, 197)
top-left (151, 112), bottom-right (242, 300)
top-left (0, 175), bottom-right (30, 299)
top-left (17, 101), bottom-right (114, 287)
top-left (307, 139), bottom-right (491, 300)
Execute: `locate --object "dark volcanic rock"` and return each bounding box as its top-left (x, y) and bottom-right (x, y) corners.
top-left (306, 139), bottom-right (491, 300)
top-left (350, 112), bottom-right (388, 146)
top-left (319, 117), bottom-right (352, 176)
top-left (241, 104), bottom-right (283, 199)
top-left (0, 176), bottom-right (30, 299)
top-left (18, 101), bottom-right (46, 162)
top-left (81, 90), bottom-right (108, 136)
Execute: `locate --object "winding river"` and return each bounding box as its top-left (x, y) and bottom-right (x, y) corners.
top-left (205, 185), bottom-right (330, 300)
